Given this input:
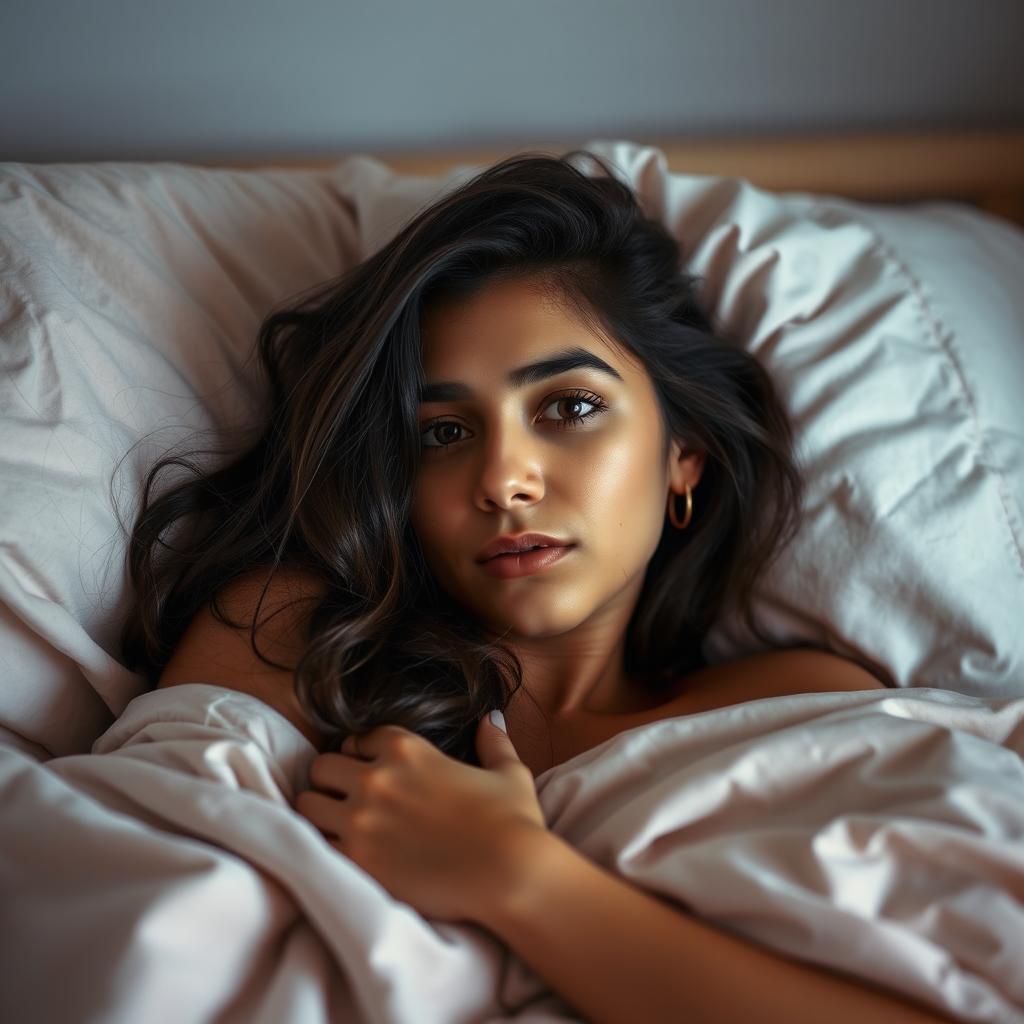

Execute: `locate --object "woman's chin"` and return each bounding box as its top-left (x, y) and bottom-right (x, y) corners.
top-left (475, 609), bottom-right (581, 642)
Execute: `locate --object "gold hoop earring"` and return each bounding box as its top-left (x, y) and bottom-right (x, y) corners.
top-left (667, 483), bottom-right (692, 530)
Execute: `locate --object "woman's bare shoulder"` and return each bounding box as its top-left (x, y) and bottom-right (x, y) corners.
top-left (730, 647), bottom-right (887, 690)
top-left (155, 565), bottom-right (331, 749)
top-left (671, 647), bottom-right (888, 715)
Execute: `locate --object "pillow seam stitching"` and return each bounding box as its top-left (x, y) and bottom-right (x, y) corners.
top-left (809, 199), bottom-right (1024, 581)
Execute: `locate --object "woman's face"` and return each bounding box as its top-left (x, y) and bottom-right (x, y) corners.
top-left (410, 275), bottom-right (704, 642)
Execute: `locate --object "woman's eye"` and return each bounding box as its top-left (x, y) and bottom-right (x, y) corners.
top-left (538, 394), bottom-right (603, 426)
top-left (420, 390), bottom-right (608, 450)
top-left (422, 421), bottom-right (465, 448)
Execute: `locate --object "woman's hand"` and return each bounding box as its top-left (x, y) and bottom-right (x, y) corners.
top-left (293, 713), bottom-right (549, 925)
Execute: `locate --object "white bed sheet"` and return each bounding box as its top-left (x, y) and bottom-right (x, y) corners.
top-left (2, 680), bottom-right (1022, 1023)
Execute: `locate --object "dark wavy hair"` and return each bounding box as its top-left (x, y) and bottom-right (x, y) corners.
top-left (116, 148), bottom-right (805, 767)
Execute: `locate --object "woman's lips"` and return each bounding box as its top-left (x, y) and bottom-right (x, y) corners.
top-left (479, 544), bottom-right (575, 579)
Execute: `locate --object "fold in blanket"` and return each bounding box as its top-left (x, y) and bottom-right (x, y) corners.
top-left (1, 683), bottom-right (1022, 1023)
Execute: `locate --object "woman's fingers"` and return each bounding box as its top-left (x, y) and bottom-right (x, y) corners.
top-left (307, 750), bottom-right (366, 796)
top-left (295, 788), bottom-right (348, 838)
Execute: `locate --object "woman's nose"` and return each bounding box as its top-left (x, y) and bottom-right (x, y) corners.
top-left (473, 430), bottom-right (545, 511)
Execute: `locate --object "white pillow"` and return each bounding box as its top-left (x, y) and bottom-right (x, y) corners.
top-left (2, 141), bottom-right (1022, 761)
top-left (0, 162), bottom-right (363, 758)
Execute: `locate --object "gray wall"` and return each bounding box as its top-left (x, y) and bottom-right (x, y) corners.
top-left (2, 0), bottom-right (1021, 163)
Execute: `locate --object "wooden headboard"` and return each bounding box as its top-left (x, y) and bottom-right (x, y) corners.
top-left (218, 128), bottom-right (1024, 229)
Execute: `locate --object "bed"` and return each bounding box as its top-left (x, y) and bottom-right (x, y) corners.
top-left (1, 129), bottom-right (1023, 1022)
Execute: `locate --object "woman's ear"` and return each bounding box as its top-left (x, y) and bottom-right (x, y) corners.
top-left (668, 440), bottom-right (706, 492)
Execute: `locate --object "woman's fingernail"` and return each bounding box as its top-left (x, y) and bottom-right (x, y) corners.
top-left (489, 710), bottom-right (507, 734)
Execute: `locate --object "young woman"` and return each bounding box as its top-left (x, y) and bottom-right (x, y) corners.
top-left (123, 152), bottom-right (946, 1022)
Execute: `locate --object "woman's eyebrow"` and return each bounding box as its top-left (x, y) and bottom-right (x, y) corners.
top-left (418, 346), bottom-right (623, 403)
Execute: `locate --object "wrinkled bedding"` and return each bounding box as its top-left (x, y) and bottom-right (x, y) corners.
top-left (1, 682), bottom-right (1022, 1023)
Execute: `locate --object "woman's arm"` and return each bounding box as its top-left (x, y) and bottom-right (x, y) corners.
top-left (477, 829), bottom-right (954, 1024)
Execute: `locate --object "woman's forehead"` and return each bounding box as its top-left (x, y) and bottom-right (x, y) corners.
top-left (419, 281), bottom-right (640, 385)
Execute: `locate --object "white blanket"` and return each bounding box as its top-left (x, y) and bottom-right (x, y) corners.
top-left (1, 683), bottom-right (1022, 1023)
